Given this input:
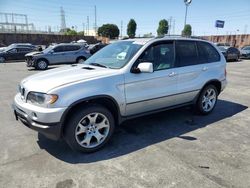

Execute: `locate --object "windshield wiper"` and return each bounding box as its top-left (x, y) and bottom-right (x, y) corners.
top-left (89, 63), bottom-right (108, 68)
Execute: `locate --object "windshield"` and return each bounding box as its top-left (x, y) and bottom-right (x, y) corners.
top-left (43, 45), bottom-right (54, 53)
top-left (4, 44), bottom-right (15, 52)
top-left (84, 41), bottom-right (142, 69)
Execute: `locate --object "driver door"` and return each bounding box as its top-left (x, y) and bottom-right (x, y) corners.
top-left (124, 41), bottom-right (178, 116)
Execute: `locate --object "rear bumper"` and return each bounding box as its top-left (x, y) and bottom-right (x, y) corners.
top-left (221, 79), bottom-right (227, 92)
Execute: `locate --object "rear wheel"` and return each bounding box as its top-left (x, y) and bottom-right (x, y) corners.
top-left (64, 105), bottom-right (115, 153)
top-left (35, 59), bottom-right (48, 70)
top-left (196, 85), bottom-right (218, 115)
top-left (76, 57), bottom-right (86, 64)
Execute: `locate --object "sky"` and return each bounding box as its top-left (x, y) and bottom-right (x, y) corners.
top-left (0, 0), bottom-right (249, 36)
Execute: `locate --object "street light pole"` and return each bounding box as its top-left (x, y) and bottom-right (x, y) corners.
top-left (184, 0), bottom-right (192, 27)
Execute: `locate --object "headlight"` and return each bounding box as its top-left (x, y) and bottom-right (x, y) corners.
top-left (27, 92), bottom-right (58, 107)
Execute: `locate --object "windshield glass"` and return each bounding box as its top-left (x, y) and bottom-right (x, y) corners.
top-left (84, 41), bottom-right (142, 69)
top-left (4, 44), bottom-right (15, 52)
top-left (43, 46), bottom-right (54, 53)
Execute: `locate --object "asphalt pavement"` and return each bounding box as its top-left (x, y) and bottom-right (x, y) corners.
top-left (0, 60), bottom-right (250, 188)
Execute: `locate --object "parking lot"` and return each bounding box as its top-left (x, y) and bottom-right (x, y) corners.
top-left (0, 60), bottom-right (250, 187)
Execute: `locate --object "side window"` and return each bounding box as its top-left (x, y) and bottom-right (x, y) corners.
top-left (17, 48), bottom-right (32, 52)
top-left (53, 46), bottom-right (65, 52)
top-left (64, 45), bottom-right (80, 51)
top-left (138, 42), bottom-right (175, 71)
top-left (8, 48), bottom-right (17, 53)
top-left (176, 41), bottom-right (198, 67)
top-left (197, 42), bottom-right (220, 63)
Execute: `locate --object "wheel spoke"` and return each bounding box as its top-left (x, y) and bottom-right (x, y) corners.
top-left (76, 124), bottom-right (87, 135)
top-left (96, 119), bottom-right (108, 130)
top-left (93, 130), bottom-right (104, 143)
top-left (87, 114), bottom-right (98, 124)
top-left (81, 134), bottom-right (92, 146)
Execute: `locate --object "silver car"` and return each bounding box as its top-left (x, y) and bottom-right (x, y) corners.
top-left (13, 37), bottom-right (227, 152)
top-left (25, 43), bottom-right (91, 70)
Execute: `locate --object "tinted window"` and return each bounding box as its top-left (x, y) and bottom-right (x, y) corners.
top-left (197, 42), bottom-right (220, 63)
top-left (65, 45), bottom-right (81, 51)
top-left (8, 48), bottom-right (17, 53)
top-left (176, 41), bottom-right (198, 67)
top-left (53, 46), bottom-right (65, 52)
top-left (138, 42), bottom-right (175, 71)
top-left (17, 48), bottom-right (33, 52)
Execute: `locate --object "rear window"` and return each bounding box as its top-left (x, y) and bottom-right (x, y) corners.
top-left (197, 42), bottom-right (220, 63)
top-left (176, 41), bottom-right (198, 67)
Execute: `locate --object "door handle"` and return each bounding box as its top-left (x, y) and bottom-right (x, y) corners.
top-left (168, 72), bottom-right (177, 77)
top-left (202, 67), bottom-right (208, 71)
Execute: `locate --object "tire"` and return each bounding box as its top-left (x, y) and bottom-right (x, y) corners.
top-left (64, 104), bottom-right (115, 153)
top-left (35, 59), bottom-right (48, 70)
top-left (196, 85), bottom-right (218, 115)
top-left (76, 57), bottom-right (86, 64)
top-left (0, 56), bottom-right (5, 63)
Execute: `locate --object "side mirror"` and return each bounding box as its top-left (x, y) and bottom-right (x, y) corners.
top-left (137, 62), bottom-right (153, 73)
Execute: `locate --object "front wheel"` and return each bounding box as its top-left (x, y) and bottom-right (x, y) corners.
top-left (196, 85), bottom-right (218, 115)
top-left (64, 105), bottom-right (115, 153)
top-left (35, 59), bottom-right (48, 70)
top-left (0, 56), bottom-right (5, 63)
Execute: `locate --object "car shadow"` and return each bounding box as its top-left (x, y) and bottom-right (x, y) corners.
top-left (28, 67), bottom-right (58, 71)
top-left (37, 99), bottom-right (248, 164)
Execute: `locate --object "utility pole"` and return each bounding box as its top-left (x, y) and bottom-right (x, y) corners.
top-left (183, 0), bottom-right (192, 27)
top-left (60, 7), bottom-right (66, 32)
top-left (94, 5), bottom-right (97, 35)
top-left (87, 16), bottom-right (89, 35)
top-left (120, 20), bottom-right (123, 38)
top-left (169, 16), bottom-right (172, 35)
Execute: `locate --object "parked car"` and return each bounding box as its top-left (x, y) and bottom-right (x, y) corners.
top-left (240, 45), bottom-right (250, 59)
top-left (25, 43), bottom-right (91, 70)
top-left (88, 43), bottom-right (107, 54)
top-left (13, 37), bottom-right (227, 152)
top-left (0, 44), bottom-right (36, 63)
top-left (215, 43), bottom-right (230, 47)
top-left (218, 46), bottom-right (240, 61)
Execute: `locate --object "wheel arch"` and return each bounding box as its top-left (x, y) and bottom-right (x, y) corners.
top-left (60, 95), bottom-right (122, 136)
top-left (194, 79), bottom-right (222, 104)
top-left (76, 56), bottom-right (86, 62)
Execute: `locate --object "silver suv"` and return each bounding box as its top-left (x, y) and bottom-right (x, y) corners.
top-left (25, 43), bottom-right (91, 70)
top-left (13, 37), bottom-right (227, 152)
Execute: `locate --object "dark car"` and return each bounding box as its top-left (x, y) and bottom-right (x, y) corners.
top-left (88, 43), bottom-right (107, 54)
top-left (218, 46), bottom-right (240, 61)
top-left (240, 45), bottom-right (250, 59)
top-left (0, 44), bottom-right (36, 63)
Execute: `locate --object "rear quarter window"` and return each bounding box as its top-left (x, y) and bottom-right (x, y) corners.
top-left (197, 42), bottom-right (220, 63)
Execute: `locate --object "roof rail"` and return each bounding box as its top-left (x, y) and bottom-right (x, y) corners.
top-left (156, 35), bottom-right (205, 40)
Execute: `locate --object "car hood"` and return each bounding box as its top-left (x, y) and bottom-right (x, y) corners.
top-left (21, 65), bottom-right (119, 93)
top-left (25, 51), bottom-right (43, 57)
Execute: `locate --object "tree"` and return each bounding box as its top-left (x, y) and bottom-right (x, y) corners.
top-left (77, 31), bottom-right (85, 36)
top-left (157, 19), bottom-right (169, 36)
top-left (182, 24), bottom-right (192, 37)
top-left (97, 24), bottom-right (120, 39)
top-left (64, 28), bottom-right (77, 36)
top-left (127, 19), bottom-right (137, 38)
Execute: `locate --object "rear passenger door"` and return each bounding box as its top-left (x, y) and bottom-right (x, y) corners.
top-left (175, 41), bottom-right (221, 104)
top-left (49, 46), bottom-right (66, 64)
top-left (64, 45), bottom-right (81, 63)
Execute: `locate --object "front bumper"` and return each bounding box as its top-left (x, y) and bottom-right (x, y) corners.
top-left (13, 93), bottom-right (67, 140)
top-left (26, 57), bottom-right (36, 67)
